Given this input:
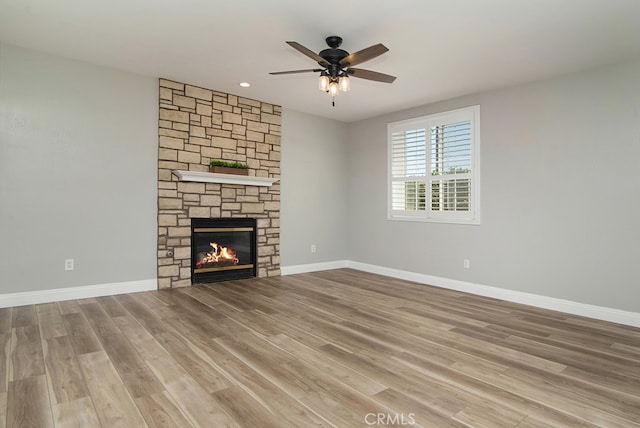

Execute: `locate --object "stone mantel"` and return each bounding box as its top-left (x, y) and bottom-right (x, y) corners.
top-left (172, 170), bottom-right (279, 187)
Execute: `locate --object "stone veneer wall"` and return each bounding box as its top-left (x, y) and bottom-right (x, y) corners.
top-left (157, 79), bottom-right (281, 289)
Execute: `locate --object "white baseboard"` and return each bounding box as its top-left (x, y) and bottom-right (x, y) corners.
top-left (0, 279), bottom-right (157, 308)
top-left (4, 262), bottom-right (640, 329)
top-left (281, 260), bottom-right (349, 276)
top-left (282, 260), bottom-right (640, 328)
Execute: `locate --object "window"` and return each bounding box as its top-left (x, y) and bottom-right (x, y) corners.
top-left (388, 105), bottom-right (480, 224)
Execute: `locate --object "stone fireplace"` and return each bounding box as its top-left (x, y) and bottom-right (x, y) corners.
top-left (156, 79), bottom-right (280, 289)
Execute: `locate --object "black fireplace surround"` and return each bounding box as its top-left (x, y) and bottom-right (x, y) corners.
top-left (191, 218), bottom-right (257, 283)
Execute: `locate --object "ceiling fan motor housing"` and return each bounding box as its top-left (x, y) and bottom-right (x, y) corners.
top-left (319, 36), bottom-right (349, 77)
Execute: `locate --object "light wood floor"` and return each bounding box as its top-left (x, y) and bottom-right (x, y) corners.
top-left (1, 269), bottom-right (639, 427)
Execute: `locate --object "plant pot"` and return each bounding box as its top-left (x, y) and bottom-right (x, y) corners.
top-left (210, 166), bottom-right (249, 175)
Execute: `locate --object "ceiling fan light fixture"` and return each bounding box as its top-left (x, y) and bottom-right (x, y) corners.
top-left (328, 80), bottom-right (340, 97)
top-left (319, 73), bottom-right (330, 91)
top-left (339, 75), bottom-right (350, 92)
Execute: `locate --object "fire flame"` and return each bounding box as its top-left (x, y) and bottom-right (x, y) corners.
top-left (196, 242), bottom-right (239, 268)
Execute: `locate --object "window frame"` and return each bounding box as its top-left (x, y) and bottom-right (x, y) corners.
top-left (387, 105), bottom-right (481, 225)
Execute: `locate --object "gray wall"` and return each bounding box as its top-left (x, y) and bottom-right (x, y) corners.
top-left (347, 59), bottom-right (640, 312)
top-left (0, 43), bottom-right (158, 293)
top-left (280, 109), bottom-right (349, 266)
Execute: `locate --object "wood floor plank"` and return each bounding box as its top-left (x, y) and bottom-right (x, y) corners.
top-left (413, 321), bottom-right (567, 374)
top-left (77, 351), bottom-right (147, 427)
top-left (318, 342), bottom-right (468, 417)
top-left (610, 341), bottom-right (640, 358)
top-left (515, 415), bottom-right (589, 428)
top-left (35, 303), bottom-right (66, 339)
top-left (396, 352), bottom-right (592, 427)
top-left (212, 385), bottom-right (282, 428)
top-left (153, 291), bottom-right (229, 338)
top-left (80, 302), bottom-right (164, 398)
top-left (267, 333), bottom-right (387, 396)
top-left (41, 335), bottom-right (89, 404)
top-left (562, 363), bottom-right (639, 397)
top-left (299, 386), bottom-right (393, 428)
top-left (233, 306), bottom-right (331, 349)
top-left (2, 269), bottom-right (640, 427)
top-left (566, 317), bottom-right (640, 343)
top-left (0, 309), bottom-right (11, 334)
top-left (201, 339), bottom-right (330, 427)
top-left (0, 334), bottom-right (9, 393)
top-left (113, 294), bottom-right (170, 336)
top-left (503, 334), bottom-right (640, 381)
top-left (207, 307), bottom-right (279, 338)
top-left (10, 307), bottom-right (36, 329)
top-left (60, 312), bottom-right (102, 355)
top-left (6, 375), bottom-right (53, 428)
top-left (134, 391), bottom-right (194, 428)
top-left (0, 391), bottom-right (6, 428)
top-left (143, 355), bottom-right (234, 427)
top-left (372, 388), bottom-right (466, 428)
top-left (56, 301), bottom-right (82, 315)
top-left (201, 284), bottom-right (279, 315)
top-left (453, 401), bottom-right (527, 428)
top-left (115, 293), bottom-right (234, 397)
top-left (51, 396), bottom-right (101, 428)
top-left (170, 289), bottom-right (251, 338)
top-left (214, 339), bottom-right (312, 401)
top-left (460, 362), bottom-right (639, 427)
top-left (154, 331), bottom-right (233, 394)
top-left (130, 291), bottom-right (171, 309)
top-left (110, 314), bottom-right (170, 361)
top-left (10, 326), bottom-right (44, 381)
top-left (215, 331), bottom-right (297, 369)
top-left (95, 296), bottom-right (129, 318)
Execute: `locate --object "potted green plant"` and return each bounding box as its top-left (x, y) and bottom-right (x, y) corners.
top-left (210, 160), bottom-right (250, 175)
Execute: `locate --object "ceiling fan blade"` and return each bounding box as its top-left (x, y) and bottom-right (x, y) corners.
top-left (348, 68), bottom-right (396, 83)
top-left (286, 41), bottom-right (329, 66)
top-left (340, 43), bottom-right (389, 67)
top-left (269, 69), bottom-right (322, 75)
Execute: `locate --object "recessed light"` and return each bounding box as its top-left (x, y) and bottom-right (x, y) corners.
top-left (239, 82), bottom-right (250, 88)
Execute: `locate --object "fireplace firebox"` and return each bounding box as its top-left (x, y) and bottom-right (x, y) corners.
top-left (191, 218), bottom-right (257, 283)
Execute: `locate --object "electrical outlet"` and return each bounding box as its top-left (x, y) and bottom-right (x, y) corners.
top-left (463, 259), bottom-right (470, 269)
top-left (311, 244), bottom-right (317, 253)
top-left (65, 259), bottom-right (74, 271)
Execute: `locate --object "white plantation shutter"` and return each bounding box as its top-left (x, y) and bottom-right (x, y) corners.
top-left (390, 126), bottom-right (426, 213)
top-left (388, 106), bottom-right (480, 224)
top-left (430, 120), bottom-right (471, 213)
top-left (430, 121), bottom-right (471, 177)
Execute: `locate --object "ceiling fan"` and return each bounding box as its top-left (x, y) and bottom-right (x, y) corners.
top-left (270, 36), bottom-right (396, 106)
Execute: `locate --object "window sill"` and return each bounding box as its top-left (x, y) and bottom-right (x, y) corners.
top-left (388, 214), bottom-right (480, 225)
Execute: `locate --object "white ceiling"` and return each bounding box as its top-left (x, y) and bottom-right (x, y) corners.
top-left (2, 0), bottom-right (640, 122)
